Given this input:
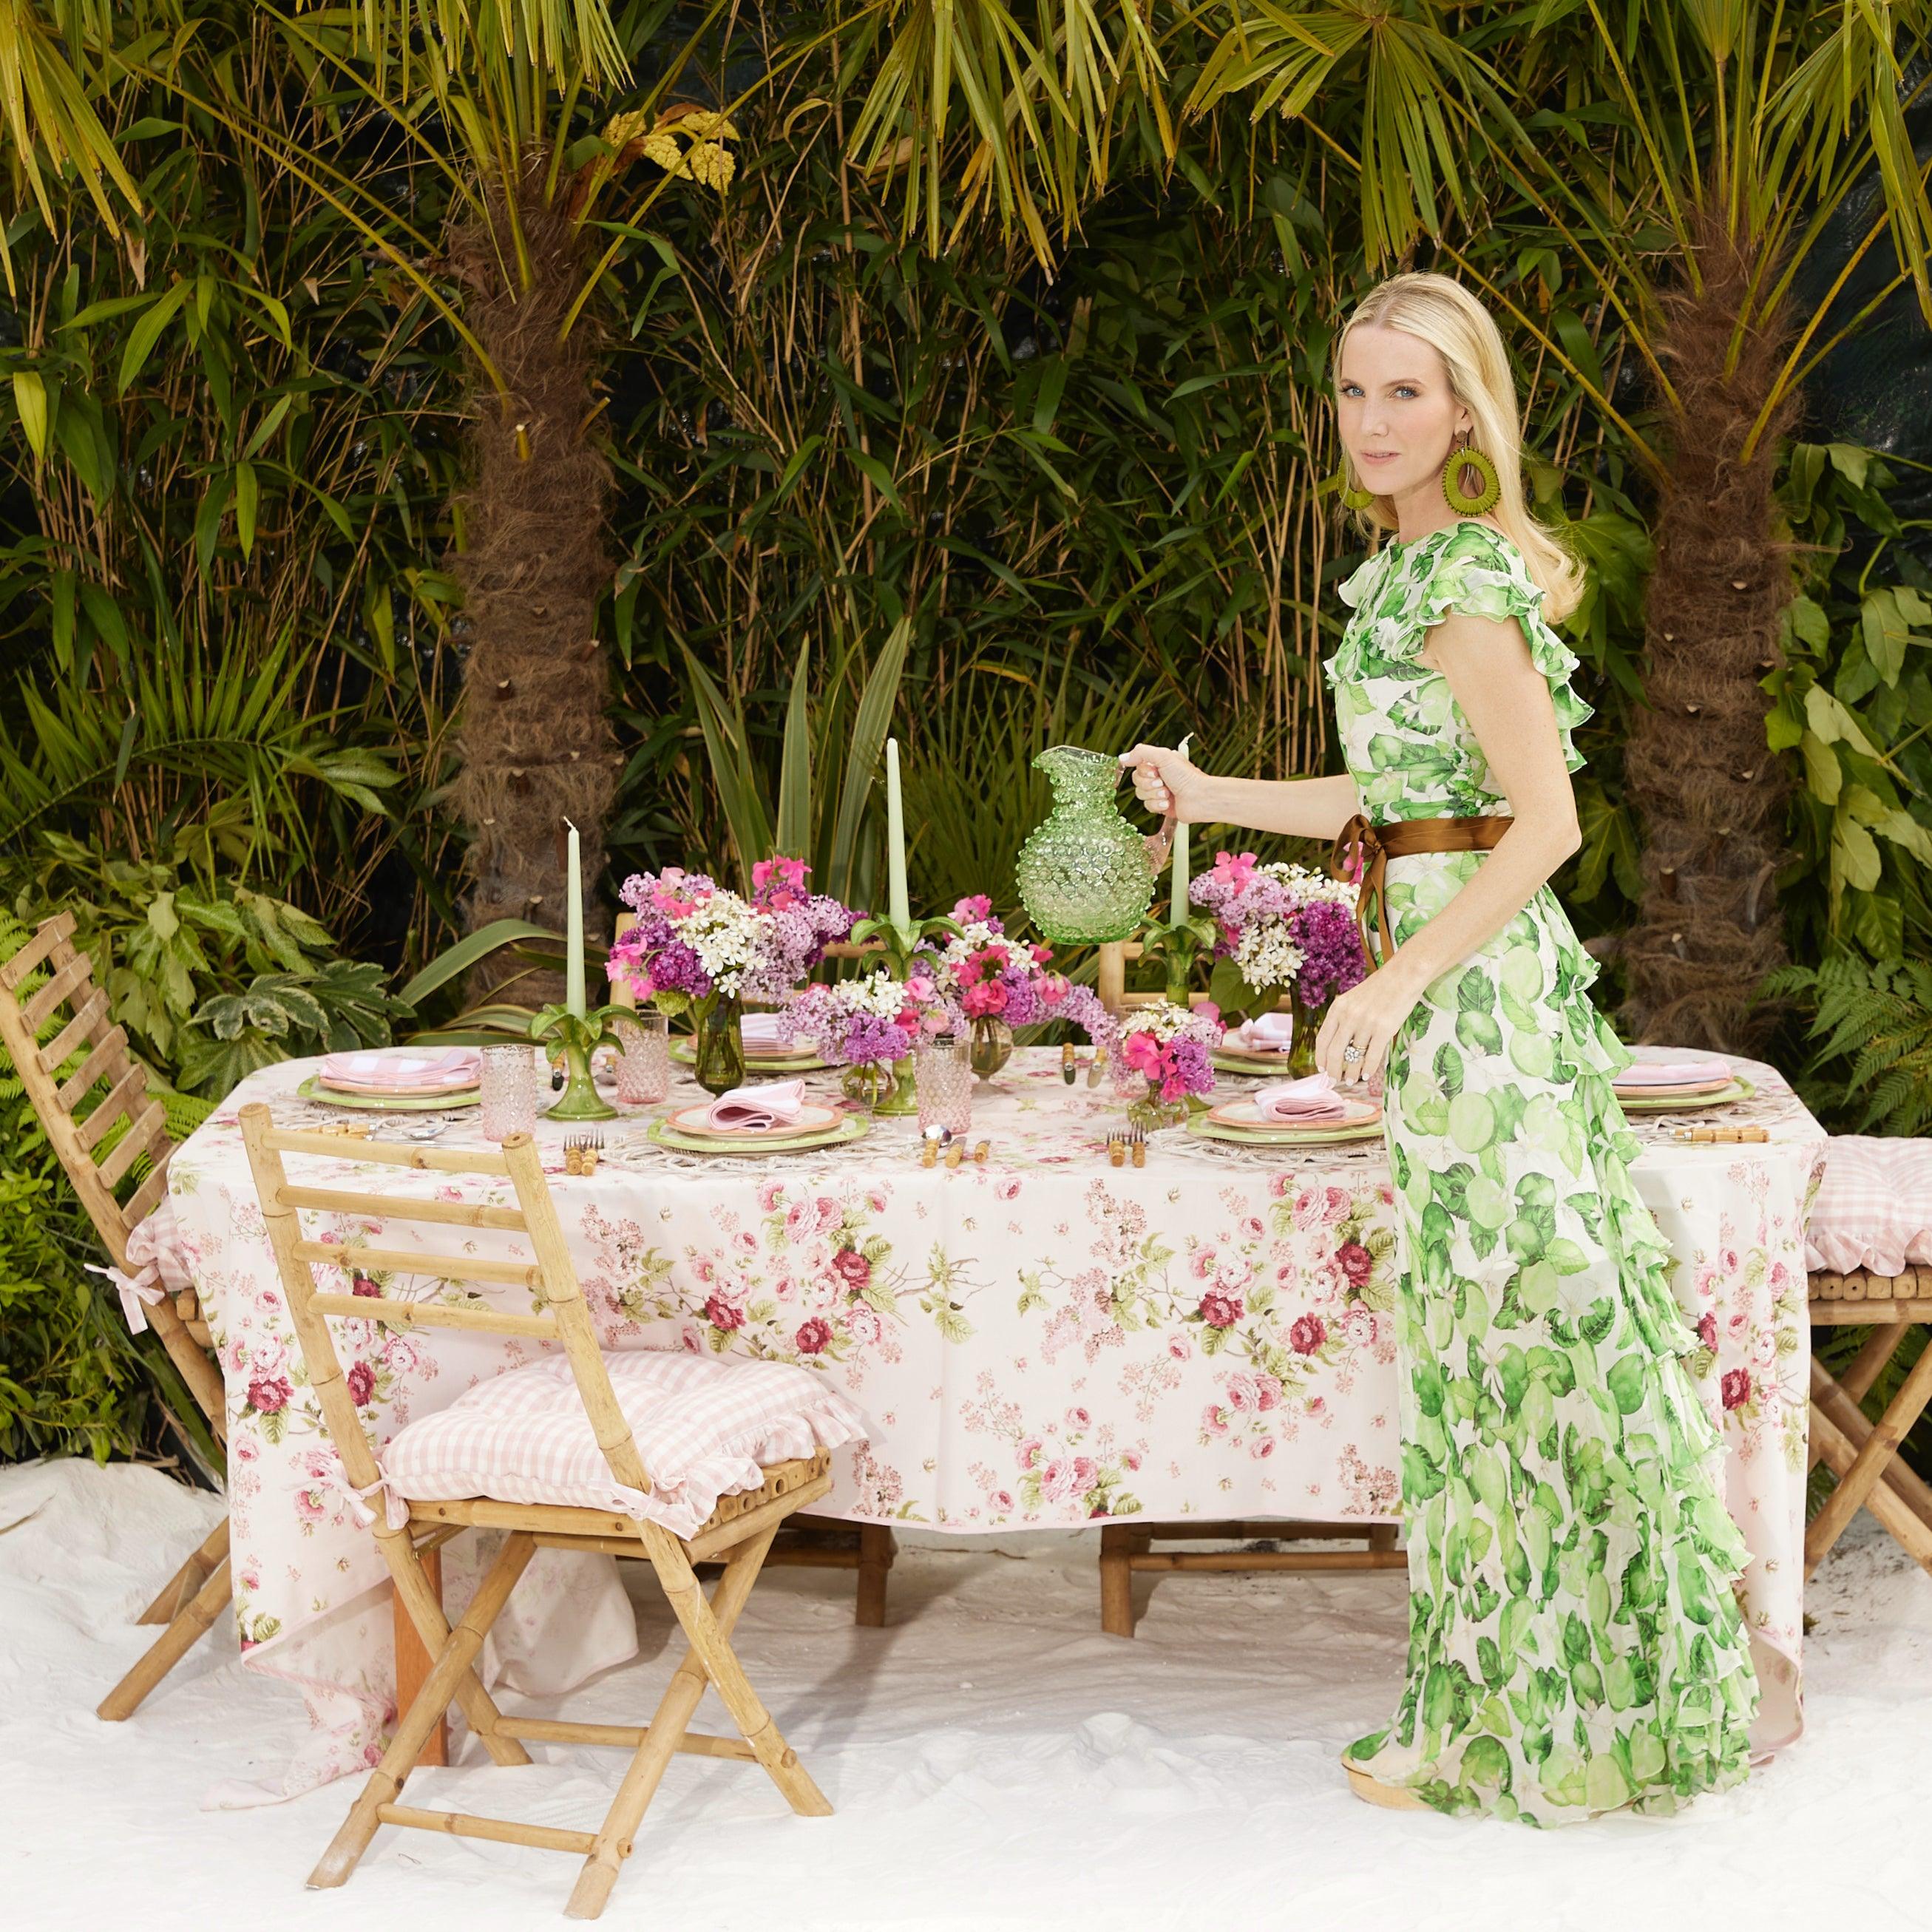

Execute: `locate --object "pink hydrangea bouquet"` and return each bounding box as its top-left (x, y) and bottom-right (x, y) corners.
top-left (789, 969), bottom-right (949, 1070)
top-left (607, 858), bottom-right (854, 1012)
top-left (1187, 853), bottom-right (1368, 1014)
top-left (1107, 997), bottom-right (1223, 1131)
top-left (910, 895), bottom-right (1111, 1076)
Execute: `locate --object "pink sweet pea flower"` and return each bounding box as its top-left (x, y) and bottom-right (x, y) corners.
top-left (953, 894), bottom-right (993, 923)
top-left (1213, 852), bottom-right (1259, 892)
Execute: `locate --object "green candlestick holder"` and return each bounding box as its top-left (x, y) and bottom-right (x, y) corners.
top-left (546, 1039), bottom-right (617, 1121)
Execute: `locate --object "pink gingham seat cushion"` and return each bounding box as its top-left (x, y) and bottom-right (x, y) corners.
top-left (1803, 1135), bottom-right (1932, 1276)
top-left (379, 1349), bottom-right (869, 1539)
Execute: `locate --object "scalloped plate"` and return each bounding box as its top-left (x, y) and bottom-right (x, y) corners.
top-left (297, 1075), bottom-right (479, 1111)
top-left (1184, 1113), bottom-right (1384, 1149)
top-left (645, 1115), bottom-right (868, 1156)
top-left (1615, 1076), bottom-right (1755, 1114)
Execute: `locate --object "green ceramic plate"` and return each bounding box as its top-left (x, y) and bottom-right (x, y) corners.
top-left (645, 1114), bottom-right (867, 1156)
top-left (669, 1040), bottom-right (830, 1074)
top-left (1616, 1075), bottom-right (1755, 1114)
top-left (1210, 1048), bottom-right (1304, 1077)
top-left (1184, 1113), bottom-right (1384, 1150)
top-left (297, 1075), bottom-right (480, 1111)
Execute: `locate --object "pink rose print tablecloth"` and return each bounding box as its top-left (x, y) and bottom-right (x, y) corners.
top-left (169, 1046), bottom-right (1825, 1797)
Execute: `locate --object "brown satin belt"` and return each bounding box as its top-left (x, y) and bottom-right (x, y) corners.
top-left (1328, 813), bottom-right (1515, 966)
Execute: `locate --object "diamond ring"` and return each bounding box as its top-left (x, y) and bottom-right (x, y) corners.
top-left (1342, 1044), bottom-right (1363, 1063)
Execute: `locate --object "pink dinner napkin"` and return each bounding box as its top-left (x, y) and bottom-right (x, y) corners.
top-left (704, 1077), bottom-right (808, 1132)
top-left (319, 1047), bottom-right (480, 1092)
top-left (1613, 1056), bottom-right (1732, 1088)
top-left (1252, 1074), bottom-right (1349, 1123)
top-left (741, 1011), bottom-right (798, 1050)
top-left (1230, 1011), bottom-right (1297, 1052)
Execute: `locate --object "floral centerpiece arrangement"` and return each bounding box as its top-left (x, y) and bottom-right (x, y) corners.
top-left (915, 895), bottom-right (1099, 1077)
top-left (607, 858), bottom-right (854, 1094)
top-left (1106, 997), bottom-right (1224, 1132)
top-left (787, 970), bottom-right (951, 1113)
top-left (1188, 853), bottom-right (1368, 1074)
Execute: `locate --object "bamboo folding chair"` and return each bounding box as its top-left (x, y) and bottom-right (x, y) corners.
top-left (0, 914), bottom-right (232, 1719)
top-left (1806, 1265), bottom-right (1932, 1579)
top-left (239, 1105), bottom-right (835, 1919)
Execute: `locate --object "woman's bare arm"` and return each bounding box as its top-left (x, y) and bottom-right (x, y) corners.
top-left (1118, 748), bottom-right (1361, 845)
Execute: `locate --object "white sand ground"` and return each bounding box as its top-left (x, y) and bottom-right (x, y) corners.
top-left (1, 1457), bottom-right (1927, 1932)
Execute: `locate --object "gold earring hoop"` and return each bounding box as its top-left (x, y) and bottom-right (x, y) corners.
top-left (1442, 434), bottom-right (1500, 516)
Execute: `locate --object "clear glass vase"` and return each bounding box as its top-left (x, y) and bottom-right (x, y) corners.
top-left (693, 996), bottom-right (746, 1097)
top-left (967, 1014), bottom-right (1013, 1079)
top-left (1014, 745), bottom-right (1156, 944)
top-left (1125, 1080), bottom-right (1189, 1134)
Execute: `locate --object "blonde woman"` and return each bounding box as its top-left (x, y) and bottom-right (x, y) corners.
top-left (1119, 273), bottom-right (1760, 1824)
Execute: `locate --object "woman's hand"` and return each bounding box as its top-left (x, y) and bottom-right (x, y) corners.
top-left (1118, 743), bottom-right (1213, 824)
top-left (1313, 963), bottom-right (1427, 1089)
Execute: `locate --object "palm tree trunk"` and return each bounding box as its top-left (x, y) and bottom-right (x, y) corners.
top-left (1619, 221), bottom-right (1798, 1052)
top-left (444, 155), bottom-right (618, 996)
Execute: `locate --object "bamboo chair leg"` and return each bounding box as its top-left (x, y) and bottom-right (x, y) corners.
top-left (567, 1525), bottom-right (820, 1922)
top-left (137, 1515), bottom-right (231, 1626)
top-left (1806, 1336), bottom-right (1932, 1577)
top-left (387, 1527), bottom-right (530, 1771)
top-left (394, 1543), bottom-right (448, 1769)
top-left (1807, 1323), bottom-right (1911, 1474)
top-left (97, 1555), bottom-right (232, 1721)
top-left (655, 1528), bottom-right (831, 1817)
top-left (310, 1532), bottom-right (536, 1891)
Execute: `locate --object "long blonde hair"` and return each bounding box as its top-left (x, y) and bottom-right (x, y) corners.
top-left (1335, 272), bottom-right (1584, 623)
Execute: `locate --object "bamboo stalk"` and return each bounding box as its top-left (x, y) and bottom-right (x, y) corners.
top-left (292, 1240), bottom-right (541, 1289)
top-left (308, 1292), bottom-right (557, 1338)
top-left (496, 1717), bottom-right (754, 1760)
top-left (374, 1806), bottom-right (596, 1857)
top-left (0, 912), bottom-right (72, 987)
top-left (265, 1125), bottom-right (510, 1175)
top-left (77, 1063), bottom-right (149, 1153)
top-left (279, 1184), bottom-right (529, 1230)
top-left (96, 1101), bottom-right (166, 1190)
top-left (35, 989), bottom-right (109, 1076)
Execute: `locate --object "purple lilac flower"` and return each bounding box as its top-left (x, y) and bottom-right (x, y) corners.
top-left (1290, 899), bottom-right (1369, 1005)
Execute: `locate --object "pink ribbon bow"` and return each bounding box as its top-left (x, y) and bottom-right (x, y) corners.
top-left (87, 1260), bottom-right (166, 1335)
top-left (327, 1465), bottom-right (412, 1533)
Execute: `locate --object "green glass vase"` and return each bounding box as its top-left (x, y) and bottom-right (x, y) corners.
top-left (841, 1056), bottom-right (917, 1115)
top-left (1015, 745), bottom-right (1156, 945)
top-left (693, 996), bottom-right (746, 1097)
top-left (1287, 986), bottom-right (1321, 1079)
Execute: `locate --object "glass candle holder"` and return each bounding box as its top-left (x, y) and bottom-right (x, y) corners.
top-left (614, 1011), bottom-right (670, 1105)
top-left (915, 1034), bottom-right (974, 1139)
top-left (480, 1043), bottom-right (538, 1142)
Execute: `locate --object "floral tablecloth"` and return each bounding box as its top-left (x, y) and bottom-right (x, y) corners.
top-left (169, 1045), bottom-right (1825, 1798)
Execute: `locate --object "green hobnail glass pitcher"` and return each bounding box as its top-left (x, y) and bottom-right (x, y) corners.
top-left (1015, 745), bottom-right (1157, 945)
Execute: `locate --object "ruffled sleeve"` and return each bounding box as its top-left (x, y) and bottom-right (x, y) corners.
top-left (1417, 525), bottom-right (1593, 774)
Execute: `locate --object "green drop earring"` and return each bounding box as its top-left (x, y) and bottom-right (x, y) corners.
top-left (1442, 434), bottom-right (1500, 516)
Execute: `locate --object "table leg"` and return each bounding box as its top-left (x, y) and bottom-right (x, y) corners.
top-left (1099, 1525), bottom-right (1142, 1637)
top-left (855, 1526), bottom-right (895, 1628)
top-left (394, 1544), bottom-right (448, 1768)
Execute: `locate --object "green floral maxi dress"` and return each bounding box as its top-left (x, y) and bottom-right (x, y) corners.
top-left (1323, 522), bottom-right (1760, 1824)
